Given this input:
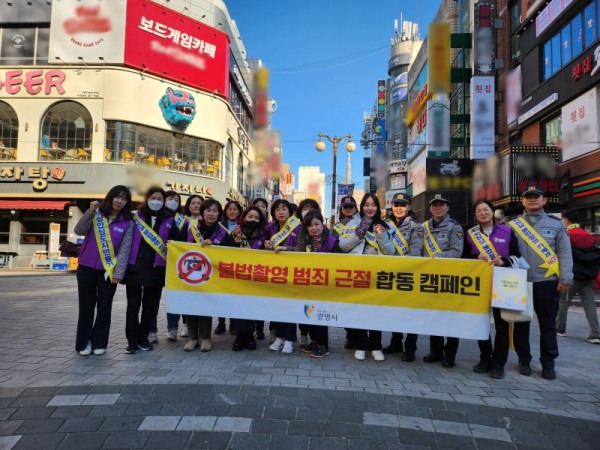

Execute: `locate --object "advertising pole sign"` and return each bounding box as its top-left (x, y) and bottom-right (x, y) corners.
top-left (49, 222), bottom-right (61, 254)
top-left (470, 76), bottom-right (496, 159)
top-left (473, 1), bottom-right (497, 76)
top-left (561, 87), bottom-right (600, 162)
top-left (428, 23), bottom-right (450, 94)
top-left (426, 99), bottom-right (450, 157)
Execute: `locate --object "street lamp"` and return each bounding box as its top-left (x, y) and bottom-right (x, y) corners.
top-left (315, 132), bottom-right (356, 225)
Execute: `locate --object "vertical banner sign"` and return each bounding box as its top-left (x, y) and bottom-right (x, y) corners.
top-left (470, 76), bottom-right (496, 159)
top-left (428, 23), bottom-right (450, 94)
top-left (49, 222), bottom-right (61, 254)
top-left (426, 99), bottom-right (450, 157)
top-left (377, 80), bottom-right (386, 118)
top-left (561, 88), bottom-right (600, 162)
top-left (337, 183), bottom-right (355, 209)
top-left (473, 1), bottom-right (497, 76)
top-left (253, 67), bottom-right (270, 129)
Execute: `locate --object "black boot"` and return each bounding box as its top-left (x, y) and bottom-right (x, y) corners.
top-left (246, 332), bottom-right (257, 350)
top-left (214, 319), bottom-right (226, 335)
top-left (383, 332), bottom-right (404, 354)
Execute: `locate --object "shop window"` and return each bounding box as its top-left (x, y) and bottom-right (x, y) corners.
top-left (544, 116), bottom-right (562, 146)
top-left (20, 215), bottom-right (67, 245)
top-left (237, 153), bottom-right (244, 193)
top-left (571, 15), bottom-right (583, 58)
top-left (0, 28), bottom-right (35, 65)
top-left (543, 41), bottom-right (552, 79)
top-left (561, 24), bottom-right (572, 66)
top-left (224, 140), bottom-right (233, 184)
top-left (0, 212), bottom-right (10, 244)
top-left (40, 101), bottom-right (92, 161)
top-left (35, 28), bottom-right (50, 66)
top-left (585, 1), bottom-right (597, 48)
top-left (0, 101), bottom-right (18, 159)
top-left (551, 34), bottom-right (561, 75)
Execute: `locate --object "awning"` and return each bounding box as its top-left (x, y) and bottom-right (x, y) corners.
top-left (0, 200), bottom-right (69, 210)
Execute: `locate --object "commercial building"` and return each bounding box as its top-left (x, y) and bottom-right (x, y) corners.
top-left (0, 0), bottom-right (260, 267)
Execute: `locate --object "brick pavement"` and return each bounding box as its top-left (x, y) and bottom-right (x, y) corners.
top-left (0, 273), bottom-right (599, 449)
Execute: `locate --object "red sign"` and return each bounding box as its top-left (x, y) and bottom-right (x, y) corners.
top-left (572, 56), bottom-right (593, 81)
top-left (124, 0), bottom-right (230, 98)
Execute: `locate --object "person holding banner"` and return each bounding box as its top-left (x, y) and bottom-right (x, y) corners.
top-left (183, 198), bottom-right (235, 352)
top-left (264, 199), bottom-right (302, 353)
top-left (422, 194), bottom-right (464, 368)
top-left (214, 200), bottom-right (244, 336)
top-left (74, 185), bottom-right (134, 356)
top-left (339, 193), bottom-right (396, 361)
top-left (466, 200), bottom-right (521, 379)
top-left (252, 197), bottom-right (270, 340)
top-left (382, 193), bottom-right (424, 362)
top-left (230, 206), bottom-right (269, 351)
top-left (510, 185), bottom-right (573, 380)
top-left (124, 187), bottom-right (178, 354)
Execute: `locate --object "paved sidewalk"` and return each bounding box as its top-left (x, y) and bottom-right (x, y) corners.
top-left (0, 274), bottom-right (599, 449)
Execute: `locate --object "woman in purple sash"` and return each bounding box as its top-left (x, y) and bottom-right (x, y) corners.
top-left (295, 209), bottom-right (341, 358)
top-left (183, 198), bottom-right (236, 352)
top-left (74, 185), bottom-right (133, 356)
top-left (123, 187), bottom-right (179, 354)
top-left (230, 206), bottom-right (268, 351)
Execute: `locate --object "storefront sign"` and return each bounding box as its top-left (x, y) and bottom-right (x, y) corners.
top-left (473, 1), bottom-right (497, 76)
top-left (227, 188), bottom-right (246, 204)
top-left (49, 223), bottom-right (61, 254)
top-left (390, 173), bottom-right (406, 190)
top-left (406, 83), bottom-right (430, 126)
top-left (571, 55), bottom-right (594, 81)
top-left (166, 181), bottom-right (214, 197)
top-left (428, 23), bottom-right (450, 94)
top-left (511, 147), bottom-right (559, 195)
top-left (389, 159), bottom-right (408, 174)
top-left (536, 0), bottom-right (575, 38)
top-left (427, 99), bottom-right (450, 157)
top-left (409, 150), bottom-right (427, 196)
top-left (517, 93), bottom-right (558, 125)
top-left (0, 165), bottom-right (66, 191)
top-left (231, 61), bottom-right (253, 109)
top-left (426, 158), bottom-right (473, 191)
top-left (0, 69), bottom-right (66, 95)
top-left (561, 87), bottom-right (599, 162)
top-left (237, 127), bottom-right (250, 154)
top-left (470, 76), bottom-right (495, 159)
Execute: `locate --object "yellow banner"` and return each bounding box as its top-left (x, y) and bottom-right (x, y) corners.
top-left (428, 23), bottom-right (451, 94)
top-left (166, 242), bottom-right (492, 314)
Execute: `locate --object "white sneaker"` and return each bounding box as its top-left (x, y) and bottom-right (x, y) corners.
top-left (588, 337), bottom-right (600, 344)
top-left (354, 350), bottom-right (366, 361)
top-left (180, 325), bottom-right (189, 337)
top-left (166, 330), bottom-right (177, 341)
top-left (269, 337), bottom-right (283, 351)
top-left (148, 332), bottom-right (158, 343)
top-left (79, 341), bottom-right (91, 356)
top-left (282, 340), bottom-right (294, 354)
top-left (299, 335), bottom-right (308, 346)
top-left (93, 348), bottom-right (106, 355)
top-left (371, 350), bottom-right (385, 361)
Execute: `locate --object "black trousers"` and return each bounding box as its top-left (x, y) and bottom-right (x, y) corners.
top-left (477, 307), bottom-right (512, 369)
top-left (349, 329), bottom-right (382, 351)
top-left (76, 265), bottom-right (118, 352)
top-left (125, 285), bottom-right (163, 344)
top-left (306, 325), bottom-right (328, 347)
top-left (233, 319), bottom-right (255, 335)
top-left (390, 332), bottom-right (418, 355)
top-left (512, 279), bottom-right (560, 369)
top-left (429, 336), bottom-right (459, 361)
top-left (272, 322), bottom-right (297, 341)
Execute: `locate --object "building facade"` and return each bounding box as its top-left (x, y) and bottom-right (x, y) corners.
top-left (0, 0), bottom-right (259, 267)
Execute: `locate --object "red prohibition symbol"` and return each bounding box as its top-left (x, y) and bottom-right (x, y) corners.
top-left (176, 251), bottom-right (212, 285)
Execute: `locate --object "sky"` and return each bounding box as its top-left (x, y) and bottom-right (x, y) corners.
top-left (226, 0), bottom-right (438, 192)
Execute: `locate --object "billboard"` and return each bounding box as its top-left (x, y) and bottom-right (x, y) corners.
top-left (505, 65), bottom-right (522, 127)
top-left (561, 87), bottom-right (599, 162)
top-left (470, 76), bottom-right (495, 159)
top-left (428, 23), bottom-right (450, 94)
top-left (409, 150), bottom-right (427, 196)
top-left (49, 0), bottom-right (230, 98)
top-left (473, 1), bottom-right (497, 76)
top-left (426, 159), bottom-right (474, 192)
top-left (426, 99), bottom-right (450, 157)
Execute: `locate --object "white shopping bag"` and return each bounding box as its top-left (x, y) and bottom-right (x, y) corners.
top-left (491, 266), bottom-right (528, 311)
top-left (500, 282), bottom-right (534, 323)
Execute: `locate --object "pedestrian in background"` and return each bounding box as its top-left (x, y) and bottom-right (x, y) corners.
top-left (556, 209), bottom-right (600, 344)
top-left (74, 185), bottom-right (133, 356)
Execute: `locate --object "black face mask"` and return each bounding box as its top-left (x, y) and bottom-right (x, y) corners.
top-left (245, 220), bottom-right (260, 231)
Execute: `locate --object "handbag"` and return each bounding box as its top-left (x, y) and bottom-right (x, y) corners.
top-left (500, 282), bottom-right (534, 322)
top-left (59, 240), bottom-right (81, 258)
top-left (491, 266), bottom-right (528, 311)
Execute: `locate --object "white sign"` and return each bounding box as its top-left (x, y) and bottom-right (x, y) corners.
top-left (389, 159), bottom-right (408, 174)
top-left (561, 87), bottom-right (599, 162)
top-left (506, 66), bottom-right (522, 127)
top-left (427, 99), bottom-right (450, 157)
top-left (536, 0), bottom-right (575, 37)
top-left (49, 0), bottom-right (127, 63)
top-left (390, 173), bottom-right (406, 190)
top-left (409, 150), bottom-right (427, 196)
top-left (518, 93), bottom-right (558, 124)
top-left (49, 222), bottom-right (61, 254)
top-left (470, 76), bottom-right (495, 159)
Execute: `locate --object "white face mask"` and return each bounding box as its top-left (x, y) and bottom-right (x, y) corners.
top-left (147, 199), bottom-right (164, 211)
top-left (301, 209), bottom-right (310, 218)
top-left (165, 199), bottom-right (179, 211)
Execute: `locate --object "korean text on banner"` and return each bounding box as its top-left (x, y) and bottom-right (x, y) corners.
top-left (491, 266), bottom-right (527, 311)
top-left (165, 242), bottom-right (493, 340)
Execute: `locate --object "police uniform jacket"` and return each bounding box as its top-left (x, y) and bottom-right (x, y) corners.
top-left (514, 211), bottom-right (573, 285)
top-left (386, 216), bottom-right (424, 257)
top-left (422, 215), bottom-right (464, 259)
top-left (339, 213), bottom-right (396, 255)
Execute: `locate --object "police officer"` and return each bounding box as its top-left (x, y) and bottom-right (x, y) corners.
top-left (510, 185), bottom-right (573, 380)
top-left (421, 194), bottom-right (464, 368)
top-left (382, 193), bottom-right (424, 361)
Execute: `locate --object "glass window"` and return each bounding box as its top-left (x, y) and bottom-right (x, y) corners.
top-left (40, 101), bottom-right (93, 161)
top-left (585, 1), bottom-right (597, 48)
top-left (0, 101), bottom-right (19, 154)
top-left (237, 153), bottom-right (244, 193)
top-left (511, 34), bottom-right (520, 63)
top-left (544, 116), bottom-right (562, 146)
top-left (510, 1), bottom-right (521, 33)
top-left (35, 28), bottom-right (50, 65)
top-left (224, 140), bottom-right (232, 184)
top-left (561, 23), bottom-right (571, 67)
top-left (551, 34), bottom-right (561, 74)
top-left (0, 28), bottom-right (35, 65)
top-left (543, 41), bottom-right (552, 79)
top-left (571, 15), bottom-right (583, 57)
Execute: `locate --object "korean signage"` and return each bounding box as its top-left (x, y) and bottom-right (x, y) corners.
top-left (0, 69), bottom-right (66, 95)
top-left (510, 146), bottom-right (559, 195)
top-left (518, 93), bottom-right (558, 125)
top-left (49, 223), bottom-right (61, 254)
top-left (470, 76), bottom-right (495, 159)
top-left (409, 150), bottom-right (427, 196)
top-left (506, 65), bottom-right (522, 127)
top-left (390, 173), bottom-right (406, 190)
top-left (166, 181), bottom-right (214, 197)
top-left (0, 165), bottom-right (66, 191)
top-left (389, 159), bottom-right (408, 174)
top-left (166, 243), bottom-right (492, 339)
top-left (406, 83), bottom-right (430, 126)
top-left (536, 0), bottom-right (575, 37)
top-left (473, 1), bottom-right (497, 76)
top-left (253, 68), bottom-right (270, 129)
top-left (49, 0), bottom-right (230, 98)
top-left (426, 159), bottom-right (474, 191)
top-left (561, 87), bottom-right (600, 162)
top-left (426, 99), bottom-right (450, 157)
top-left (428, 23), bottom-right (450, 94)
top-left (377, 80), bottom-right (386, 118)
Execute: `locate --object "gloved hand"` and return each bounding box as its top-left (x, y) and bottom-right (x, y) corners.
top-left (355, 217), bottom-right (372, 239)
